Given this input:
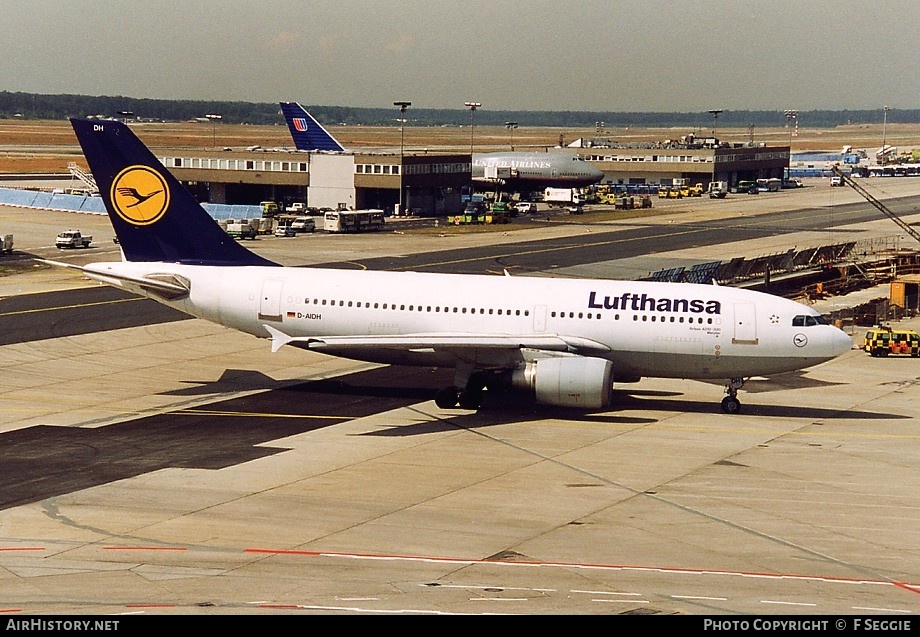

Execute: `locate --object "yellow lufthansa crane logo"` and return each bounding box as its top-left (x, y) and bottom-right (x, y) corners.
top-left (110, 166), bottom-right (170, 225)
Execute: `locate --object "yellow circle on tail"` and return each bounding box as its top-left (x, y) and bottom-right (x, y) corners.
top-left (110, 166), bottom-right (170, 225)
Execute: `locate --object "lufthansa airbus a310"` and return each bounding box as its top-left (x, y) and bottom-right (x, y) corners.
top-left (46, 118), bottom-right (852, 414)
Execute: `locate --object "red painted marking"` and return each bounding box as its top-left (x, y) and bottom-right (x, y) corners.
top-left (242, 548), bottom-right (920, 590)
top-left (245, 548), bottom-right (323, 556)
top-left (0, 547), bottom-right (44, 552)
top-left (0, 609), bottom-right (22, 614)
top-left (103, 546), bottom-right (187, 551)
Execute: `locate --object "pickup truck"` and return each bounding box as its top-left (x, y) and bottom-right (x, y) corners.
top-left (55, 230), bottom-right (93, 249)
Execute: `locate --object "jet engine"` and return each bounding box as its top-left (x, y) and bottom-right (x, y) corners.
top-left (511, 356), bottom-right (613, 409)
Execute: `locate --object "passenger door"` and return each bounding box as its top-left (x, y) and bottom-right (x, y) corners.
top-left (258, 278), bottom-right (284, 321)
top-left (732, 302), bottom-right (758, 345)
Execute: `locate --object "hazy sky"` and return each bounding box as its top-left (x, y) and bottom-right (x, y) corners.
top-left (3, 0), bottom-right (918, 112)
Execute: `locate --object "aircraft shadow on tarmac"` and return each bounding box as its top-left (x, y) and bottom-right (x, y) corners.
top-left (0, 366), bottom-right (443, 510)
top-left (363, 383), bottom-right (904, 438)
top-left (0, 366), bottom-right (903, 510)
top-left (723, 369), bottom-right (848, 393)
top-left (160, 369), bottom-right (309, 396)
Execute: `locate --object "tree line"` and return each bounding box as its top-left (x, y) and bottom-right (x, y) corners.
top-left (0, 91), bottom-right (913, 129)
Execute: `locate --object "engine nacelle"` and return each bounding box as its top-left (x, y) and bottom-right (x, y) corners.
top-left (511, 356), bottom-right (613, 409)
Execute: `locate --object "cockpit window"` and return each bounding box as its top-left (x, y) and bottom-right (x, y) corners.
top-left (792, 314), bottom-right (828, 327)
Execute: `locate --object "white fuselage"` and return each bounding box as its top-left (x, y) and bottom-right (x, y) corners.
top-left (84, 262), bottom-right (853, 381)
top-left (472, 152), bottom-right (603, 190)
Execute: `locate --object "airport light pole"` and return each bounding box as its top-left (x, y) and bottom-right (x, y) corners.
top-left (708, 109), bottom-right (723, 140)
top-left (465, 102), bottom-right (481, 157)
top-left (465, 102), bottom-right (481, 196)
top-left (784, 109), bottom-right (798, 146)
top-left (394, 101), bottom-right (411, 216)
top-left (882, 105), bottom-right (890, 148)
top-left (205, 113), bottom-right (222, 148)
top-left (505, 121), bottom-right (517, 150)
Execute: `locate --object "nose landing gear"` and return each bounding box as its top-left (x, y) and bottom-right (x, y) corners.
top-left (721, 377), bottom-right (747, 414)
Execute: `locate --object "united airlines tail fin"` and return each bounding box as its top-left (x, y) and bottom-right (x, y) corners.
top-left (279, 102), bottom-right (346, 152)
top-left (70, 118), bottom-right (277, 267)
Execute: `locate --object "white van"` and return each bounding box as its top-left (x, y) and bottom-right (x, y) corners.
top-left (290, 216), bottom-right (316, 233)
top-left (514, 202), bottom-right (537, 214)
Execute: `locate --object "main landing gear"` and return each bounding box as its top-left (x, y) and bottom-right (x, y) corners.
top-left (435, 372), bottom-right (488, 410)
top-left (721, 377), bottom-right (747, 414)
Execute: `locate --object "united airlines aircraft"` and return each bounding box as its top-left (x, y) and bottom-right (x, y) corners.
top-left (49, 119), bottom-right (852, 414)
top-left (279, 101), bottom-right (603, 192)
top-left (279, 101), bottom-right (346, 152)
top-left (471, 151), bottom-right (603, 191)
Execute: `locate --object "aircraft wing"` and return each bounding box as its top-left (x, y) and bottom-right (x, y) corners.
top-left (263, 325), bottom-right (609, 356)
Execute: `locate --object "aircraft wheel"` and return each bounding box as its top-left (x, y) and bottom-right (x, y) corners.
top-left (435, 387), bottom-right (459, 409)
top-left (721, 396), bottom-right (741, 414)
top-left (457, 389), bottom-right (482, 410)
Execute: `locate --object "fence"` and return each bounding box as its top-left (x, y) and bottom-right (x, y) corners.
top-left (0, 187), bottom-right (262, 221)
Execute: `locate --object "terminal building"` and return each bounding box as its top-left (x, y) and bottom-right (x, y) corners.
top-left (571, 134), bottom-right (791, 190)
top-left (162, 147), bottom-right (471, 216)
top-left (154, 133), bottom-right (791, 215)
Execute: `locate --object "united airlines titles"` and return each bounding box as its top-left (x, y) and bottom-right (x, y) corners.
top-left (588, 291), bottom-right (722, 314)
top-left (475, 159), bottom-right (552, 169)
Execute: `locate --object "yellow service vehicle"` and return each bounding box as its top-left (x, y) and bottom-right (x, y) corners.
top-left (260, 201), bottom-right (281, 218)
top-left (863, 327), bottom-right (920, 357)
top-left (485, 201), bottom-right (511, 224)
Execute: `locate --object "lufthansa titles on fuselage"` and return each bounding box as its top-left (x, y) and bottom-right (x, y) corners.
top-left (588, 291), bottom-right (722, 314)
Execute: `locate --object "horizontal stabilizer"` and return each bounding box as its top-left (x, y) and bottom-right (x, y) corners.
top-left (37, 259), bottom-right (191, 299)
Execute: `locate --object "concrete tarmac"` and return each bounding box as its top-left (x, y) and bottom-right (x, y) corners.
top-left (1, 177), bottom-right (920, 615)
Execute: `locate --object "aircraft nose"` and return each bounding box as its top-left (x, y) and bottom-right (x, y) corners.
top-left (830, 327), bottom-right (854, 356)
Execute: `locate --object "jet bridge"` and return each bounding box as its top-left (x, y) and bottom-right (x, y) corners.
top-left (831, 165), bottom-right (920, 246)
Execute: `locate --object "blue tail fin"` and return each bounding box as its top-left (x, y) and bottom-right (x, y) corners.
top-left (70, 118), bottom-right (277, 266)
top-left (279, 102), bottom-right (346, 152)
